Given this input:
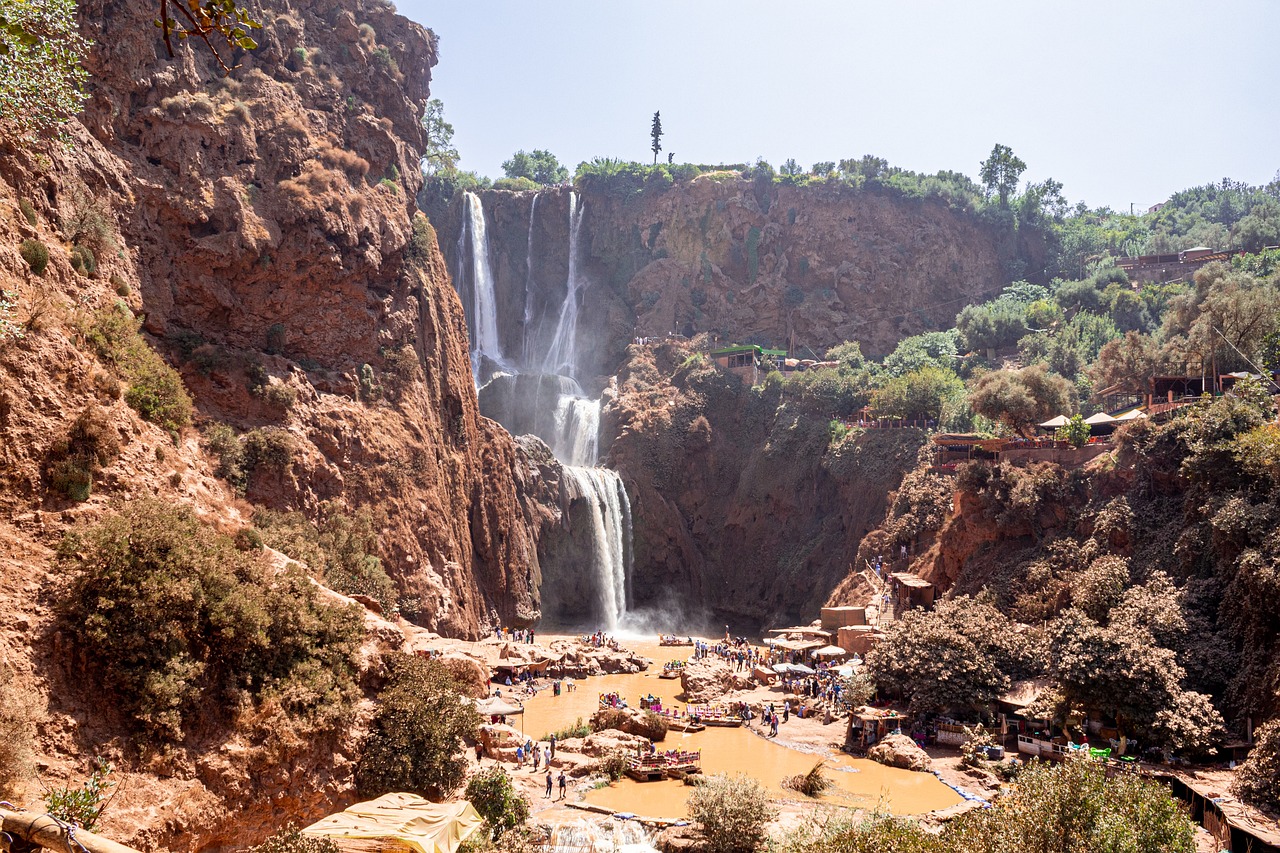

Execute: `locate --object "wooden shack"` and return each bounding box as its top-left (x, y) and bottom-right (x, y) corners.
top-left (821, 606), bottom-right (867, 630)
top-left (890, 572), bottom-right (935, 610)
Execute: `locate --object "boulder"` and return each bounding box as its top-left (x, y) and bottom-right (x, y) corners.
top-left (679, 658), bottom-right (753, 703)
top-left (590, 706), bottom-right (668, 741)
top-left (867, 733), bottom-right (931, 772)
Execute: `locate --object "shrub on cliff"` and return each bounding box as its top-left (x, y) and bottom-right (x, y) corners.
top-left (250, 826), bottom-right (340, 853)
top-left (56, 499), bottom-right (363, 742)
top-left (45, 406), bottom-right (119, 501)
top-left (19, 239), bottom-right (50, 274)
top-left (687, 773), bottom-right (776, 853)
top-left (255, 505), bottom-right (397, 614)
top-left (357, 653), bottom-right (480, 799)
top-left (84, 304), bottom-right (192, 431)
top-left (0, 662), bottom-right (39, 799)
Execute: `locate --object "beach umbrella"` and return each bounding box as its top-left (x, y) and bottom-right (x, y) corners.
top-left (474, 697), bottom-right (524, 717)
top-left (813, 645), bottom-right (847, 657)
top-left (1083, 412), bottom-right (1116, 425)
top-left (1114, 409), bottom-right (1148, 421)
top-left (1038, 415), bottom-right (1070, 429)
top-left (789, 664), bottom-right (816, 675)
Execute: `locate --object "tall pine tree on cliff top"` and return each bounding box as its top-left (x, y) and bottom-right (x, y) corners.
top-left (651, 111), bottom-right (663, 164)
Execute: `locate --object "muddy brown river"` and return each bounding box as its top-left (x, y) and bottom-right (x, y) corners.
top-left (518, 639), bottom-right (962, 818)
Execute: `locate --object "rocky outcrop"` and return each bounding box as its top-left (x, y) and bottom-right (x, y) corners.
top-left (589, 707), bottom-right (667, 741)
top-left (0, 0), bottom-right (557, 848)
top-left (547, 639), bottom-right (649, 677)
top-left (678, 658), bottom-right (753, 704)
top-left (43, 0), bottom-right (542, 637)
top-left (868, 734), bottom-right (932, 772)
top-left (602, 341), bottom-right (927, 629)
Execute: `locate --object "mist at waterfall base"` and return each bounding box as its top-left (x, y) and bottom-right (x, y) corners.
top-left (456, 190), bottom-right (702, 636)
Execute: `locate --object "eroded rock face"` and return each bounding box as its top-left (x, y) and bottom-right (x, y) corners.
top-left (868, 733), bottom-right (932, 772)
top-left (0, 0), bottom-right (555, 848)
top-left (432, 180), bottom-right (1009, 384)
top-left (602, 342), bottom-right (927, 629)
top-left (62, 0), bottom-right (544, 637)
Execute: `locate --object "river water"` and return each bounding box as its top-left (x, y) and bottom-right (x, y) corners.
top-left (520, 640), bottom-right (961, 819)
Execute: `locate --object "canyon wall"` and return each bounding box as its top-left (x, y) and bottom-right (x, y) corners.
top-left (602, 341), bottom-right (927, 630)
top-left (431, 179), bottom-right (1008, 389)
top-left (0, 0), bottom-right (549, 847)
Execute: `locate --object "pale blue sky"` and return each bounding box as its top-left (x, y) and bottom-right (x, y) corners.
top-left (396, 0), bottom-right (1279, 212)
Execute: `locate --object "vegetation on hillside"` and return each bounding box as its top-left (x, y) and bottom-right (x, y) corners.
top-left (56, 500), bottom-right (364, 743)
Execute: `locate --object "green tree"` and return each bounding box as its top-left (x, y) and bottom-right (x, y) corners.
top-left (1055, 413), bottom-right (1091, 448)
top-left (979, 143), bottom-right (1027, 208)
top-left (501, 149), bottom-right (568, 185)
top-left (650, 110), bottom-right (663, 164)
top-left (967, 364), bottom-right (1074, 435)
top-left (0, 0), bottom-right (89, 143)
top-left (781, 158), bottom-right (803, 177)
top-left (356, 654), bottom-right (480, 799)
top-left (1234, 718), bottom-right (1280, 812)
top-left (882, 331), bottom-right (960, 377)
top-left (465, 767), bottom-right (529, 839)
top-left (955, 300), bottom-right (1028, 355)
top-left (1048, 608), bottom-right (1224, 751)
top-left (420, 98), bottom-right (459, 175)
top-left (866, 596), bottom-right (1037, 714)
top-left (946, 756), bottom-right (1195, 852)
top-left (870, 365), bottom-right (964, 422)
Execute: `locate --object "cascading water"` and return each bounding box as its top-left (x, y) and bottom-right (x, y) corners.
top-left (456, 190), bottom-right (635, 631)
top-left (542, 191), bottom-right (585, 379)
top-left (521, 192), bottom-right (540, 366)
top-left (560, 467), bottom-right (632, 630)
top-left (459, 191), bottom-right (504, 379)
top-left (546, 819), bottom-right (657, 853)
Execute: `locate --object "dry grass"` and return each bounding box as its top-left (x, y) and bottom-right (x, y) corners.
top-left (0, 663), bottom-right (41, 799)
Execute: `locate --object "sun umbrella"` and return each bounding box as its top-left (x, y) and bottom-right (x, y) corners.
top-left (771, 663), bottom-right (796, 674)
top-left (1083, 412), bottom-right (1116, 425)
top-left (813, 645), bottom-right (847, 657)
top-left (789, 664), bottom-right (816, 675)
top-left (474, 697), bottom-right (524, 717)
top-left (1113, 409), bottom-right (1148, 421)
top-left (1038, 415), bottom-right (1070, 428)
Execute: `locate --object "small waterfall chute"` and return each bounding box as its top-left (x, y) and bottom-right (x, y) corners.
top-left (542, 191), bottom-right (585, 379)
top-left (522, 191), bottom-right (540, 366)
top-left (460, 191), bottom-right (505, 379)
top-left (560, 466), bottom-right (632, 632)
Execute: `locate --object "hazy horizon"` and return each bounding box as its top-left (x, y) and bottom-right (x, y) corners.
top-left (397, 0), bottom-right (1278, 214)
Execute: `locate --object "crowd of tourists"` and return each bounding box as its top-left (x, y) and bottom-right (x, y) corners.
top-left (495, 625), bottom-right (535, 643)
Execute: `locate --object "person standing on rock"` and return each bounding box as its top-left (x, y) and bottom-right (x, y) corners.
top-left (783, 701), bottom-right (790, 723)
top-left (516, 744), bottom-right (524, 767)
top-left (550, 733), bottom-right (557, 759)
top-left (558, 770), bottom-right (567, 800)
top-left (545, 769), bottom-right (553, 798)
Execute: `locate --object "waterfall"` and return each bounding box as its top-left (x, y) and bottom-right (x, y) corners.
top-left (560, 467), bottom-right (633, 633)
top-left (552, 394), bottom-right (600, 468)
top-left (521, 192), bottom-right (540, 366)
top-left (542, 191), bottom-right (585, 379)
top-left (546, 820), bottom-right (657, 853)
top-left (460, 191), bottom-right (504, 378)
top-left (457, 189), bottom-right (635, 630)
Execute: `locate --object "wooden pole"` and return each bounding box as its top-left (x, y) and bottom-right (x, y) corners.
top-left (0, 809), bottom-right (142, 853)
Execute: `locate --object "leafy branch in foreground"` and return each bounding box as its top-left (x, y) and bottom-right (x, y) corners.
top-left (155, 0), bottom-right (262, 74)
